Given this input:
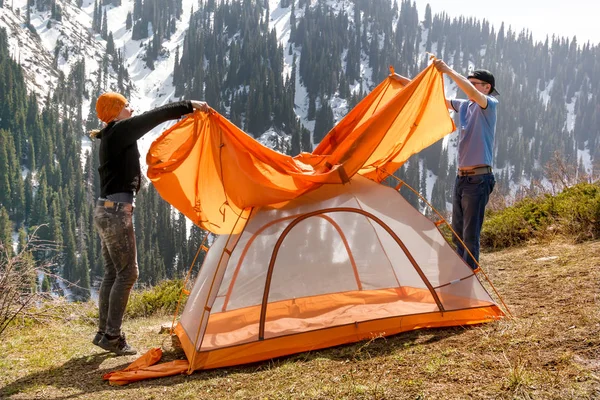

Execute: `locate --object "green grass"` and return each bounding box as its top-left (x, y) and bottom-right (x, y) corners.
top-left (126, 279), bottom-right (184, 318)
top-left (1, 240), bottom-right (600, 399)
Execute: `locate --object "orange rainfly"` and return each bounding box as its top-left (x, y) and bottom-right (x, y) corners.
top-left (146, 63), bottom-right (454, 234)
top-left (105, 63), bottom-right (508, 385)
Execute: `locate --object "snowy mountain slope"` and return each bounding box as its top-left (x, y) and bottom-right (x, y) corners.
top-left (1, 2), bottom-right (60, 99)
top-left (0, 0), bottom-right (465, 207)
top-left (1, 0), bottom-right (410, 154)
top-left (2, 0), bottom-right (586, 204)
top-left (1, 0), bottom-right (199, 169)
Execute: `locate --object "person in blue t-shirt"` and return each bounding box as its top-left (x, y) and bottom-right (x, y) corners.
top-left (392, 60), bottom-right (499, 270)
top-left (432, 59), bottom-right (499, 270)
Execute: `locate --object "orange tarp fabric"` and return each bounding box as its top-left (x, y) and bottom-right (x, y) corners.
top-left (102, 348), bottom-right (189, 385)
top-left (146, 63), bottom-right (455, 234)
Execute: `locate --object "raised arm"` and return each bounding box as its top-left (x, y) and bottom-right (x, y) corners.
top-left (112, 101), bottom-right (195, 146)
top-left (433, 59), bottom-right (488, 109)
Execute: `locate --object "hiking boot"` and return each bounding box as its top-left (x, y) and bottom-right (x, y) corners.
top-left (97, 333), bottom-right (138, 356)
top-left (92, 331), bottom-right (105, 346)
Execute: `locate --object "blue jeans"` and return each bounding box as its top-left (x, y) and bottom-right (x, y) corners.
top-left (94, 203), bottom-right (139, 337)
top-left (452, 173), bottom-right (495, 269)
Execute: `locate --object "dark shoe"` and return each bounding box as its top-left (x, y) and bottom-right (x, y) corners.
top-left (97, 333), bottom-right (137, 356)
top-left (92, 331), bottom-right (105, 346)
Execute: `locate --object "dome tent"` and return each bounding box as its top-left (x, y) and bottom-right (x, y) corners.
top-left (174, 174), bottom-right (503, 373)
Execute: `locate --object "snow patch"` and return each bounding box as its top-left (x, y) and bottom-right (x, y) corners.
top-left (539, 78), bottom-right (553, 107)
top-left (565, 93), bottom-right (577, 132)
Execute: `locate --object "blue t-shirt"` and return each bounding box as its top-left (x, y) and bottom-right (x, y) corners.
top-left (450, 96), bottom-right (498, 168)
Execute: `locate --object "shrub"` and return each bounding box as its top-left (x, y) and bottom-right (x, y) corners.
top-left (0, 234), bottom-right (57, 338)
top-left (481, 182), bottom-right (600, 250)
top-left (126, 279), bottom-right (185, 319)
top-left (552, 183), bottom-right (600, 241)
top-left (481, 197), bottom-right (551, 250)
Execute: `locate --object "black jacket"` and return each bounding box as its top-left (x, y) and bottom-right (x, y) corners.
top-left (97, 100), bottom-right (194, 197)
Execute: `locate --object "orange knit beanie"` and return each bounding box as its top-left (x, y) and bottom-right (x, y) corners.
top-left (96, 92), bottom-right (127, 123)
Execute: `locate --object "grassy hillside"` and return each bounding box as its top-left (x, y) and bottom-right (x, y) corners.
top-left (1, 239), bottom-right (599, 399)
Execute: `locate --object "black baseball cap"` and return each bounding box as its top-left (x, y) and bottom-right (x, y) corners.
top-left (468, 69), bottom-right (499, 96)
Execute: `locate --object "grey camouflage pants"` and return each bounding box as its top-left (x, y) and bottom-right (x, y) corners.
top-left (93, 202), bottom-right (139, 337)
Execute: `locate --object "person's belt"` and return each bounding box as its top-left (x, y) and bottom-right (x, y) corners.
top-left (457, 166), bottom-right (493, 176)
top-left (106, 191), bottom-right (134, 203)
top-left (96, 199), bottom-right (133, 212)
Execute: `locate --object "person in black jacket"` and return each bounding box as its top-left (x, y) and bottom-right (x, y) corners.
top-left (90, 92), bottom-right (209, 355)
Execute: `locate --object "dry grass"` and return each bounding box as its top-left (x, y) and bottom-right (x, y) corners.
top-left (1, 240), bottom-right (599, 399)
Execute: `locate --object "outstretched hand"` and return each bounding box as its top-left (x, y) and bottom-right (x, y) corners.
top-left (191, 100), bottom-right (210, 112)
top-left (432, 59), bottom-right (451, 74)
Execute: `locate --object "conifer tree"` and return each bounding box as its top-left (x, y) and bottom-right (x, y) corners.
top-left (0, 206), bottom-right (12, 259)
top-left (17, 228), bottom-right (27, 254)
top-left (62, 213), bottom-right (78, 291)
top-left (313, 100), bottom-right (334, 143)
top-left (101, 9), bottom-right (108, 40)
top-left (92, 0), bottom-right (100, 33)
top-left (41, 275), bottom-right (51, 292)
top-left (30, 169), bottom-right (49, 228)
top-left (430, 179), bottom-right (447, 216)
top-left (76, 241), bottom-right (91, 301)
top-left (48, 193), bottom-right (63, 247)
top-left (0, 130), bottom-right (11, 210)
top-left (106, 32), bottom-right (115, 55)
top-left (23, 172), bottom-right (33, 224)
